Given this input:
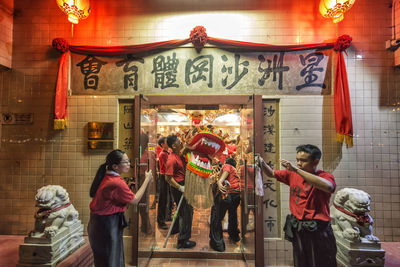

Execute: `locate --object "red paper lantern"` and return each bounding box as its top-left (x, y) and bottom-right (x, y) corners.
top-left (319, 0), bottom-right (355, 23)
top-left (56, 0), bottom-right (91, 24)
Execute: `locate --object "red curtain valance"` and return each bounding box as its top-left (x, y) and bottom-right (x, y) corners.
top-left (52, 26), bottom-right (353, 148)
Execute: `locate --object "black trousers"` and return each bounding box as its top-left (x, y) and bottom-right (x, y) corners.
top-left (290, 217), bottom-right (337, 267)
top-left (170, 182), bottom-right (193, 242)
top-left (88, 212), bottom-right (127, 267)
top-left (157, 174), bottom-right (173, 224)
top-left (209, 192), bottom-right (241, 251)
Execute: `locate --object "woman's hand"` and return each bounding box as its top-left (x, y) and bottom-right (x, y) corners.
top-left (145, 170), bottom-right (153, 183)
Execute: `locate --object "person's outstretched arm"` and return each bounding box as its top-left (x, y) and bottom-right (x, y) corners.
top-left (280, 159), bottom-right (335, 193)
top-left (129, 170), bottom-right (153, 205)
top-left (257, 155), bottom-right (275, 177)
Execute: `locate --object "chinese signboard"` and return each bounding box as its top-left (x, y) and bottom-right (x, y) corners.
top-left (263, 100), bottom-right (280, 238)
top-left (71, 48), bottom-right (331, 95)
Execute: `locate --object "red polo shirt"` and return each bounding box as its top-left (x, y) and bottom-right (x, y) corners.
top-left (89, 173), bottom-right (135, 215)
top-left (274, 169), bottom-right (335, 221)
top-left (221, 164), bottom-right (240, 193)
top-left (165, 152), bottom-right (186, 182)
top-left (159, 150), bottom-right (169, 175)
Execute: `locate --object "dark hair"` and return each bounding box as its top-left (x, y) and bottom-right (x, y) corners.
top-left (296, 144), bottom-right (322, 160)
top-left (89, 149), bottom-right (125, 197)
top-left (225, 157), bottom-right (237, 168)
top-left (158, 136), bottom-right (166, 147)
top-left (166, 134), bottom-right (178, 149)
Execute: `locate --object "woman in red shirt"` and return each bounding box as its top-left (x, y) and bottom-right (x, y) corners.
top-left (88, 149), bottom-right (152, 267)
top-left (209, 157), bottom-right (241, 252)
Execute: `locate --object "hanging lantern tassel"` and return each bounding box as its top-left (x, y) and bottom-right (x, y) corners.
top-left (319, 0), bottom-right (356, 23)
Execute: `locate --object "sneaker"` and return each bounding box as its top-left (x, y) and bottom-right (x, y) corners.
top-left (209, 241), bottom-right (225, 252)
top-left (177, 240), bottom-right (196, 249)
top-left (229, 235), bottom-right (241, 243)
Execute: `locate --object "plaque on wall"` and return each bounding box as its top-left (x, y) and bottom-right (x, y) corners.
top-left (88, 122), bottom-right (114, 150)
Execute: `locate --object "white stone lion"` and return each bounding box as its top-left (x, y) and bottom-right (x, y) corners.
top-left (331, 188), bottom-right (379, 244)
top-left (30, 185), bottom-right (79, 238)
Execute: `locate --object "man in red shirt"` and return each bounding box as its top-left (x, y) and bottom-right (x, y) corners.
top-left (165, 134), bottom-right (196, 249)
top-left (209, 157), bottom-right (241, 252)
top-left (157, 136), bottom-right (172, 229)
top-left (259, 144), bottom-right (337, 267)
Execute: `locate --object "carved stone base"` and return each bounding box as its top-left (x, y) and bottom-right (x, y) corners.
top-left (336, 236), bottom-right (385, 267)
top-left (17, 221), bottom-right (85, 267)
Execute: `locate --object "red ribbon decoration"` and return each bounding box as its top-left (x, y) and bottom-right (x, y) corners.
top-left (35, 202), bottom-right (72, 219)
top-left (334, 35), bottom-right (353, 147)
top-left (190, 26), bottom-right (208, 50)
top-left (52, 28), bottom-right (353, 148)
top-left (333, 203), bottom-right (370, 225)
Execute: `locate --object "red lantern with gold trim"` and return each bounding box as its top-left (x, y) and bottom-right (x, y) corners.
top-left (319, 0), bottom-right (355, 23)
top-left (56, 0), bottom-right (91, 24)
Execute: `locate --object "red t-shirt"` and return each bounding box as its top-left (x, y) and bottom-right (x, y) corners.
top-left (274, 169), bottom-right (336, 221)
top-left (165, 152), bottom-right (186, 182)
top-left (158, 150), bottom-right (169, 175)
top-left (226, 144), bottom-right (237, 156)
top-left (89, 173), bottom-right (135, 215)
top-left (240, 164), bottom-right (255, 190)
top-left (156, 145), bottom-right (163, 159)
top-left (221, 164), bottom-right (240, 193)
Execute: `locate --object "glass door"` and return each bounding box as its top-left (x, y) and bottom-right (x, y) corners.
top-left (238, 95), bottom-right (255, 263)
top-left (133, 94), bottom-right (158, 266)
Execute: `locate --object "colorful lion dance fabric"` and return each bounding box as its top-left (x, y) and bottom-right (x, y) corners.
top-left (182, 126), bottom-right (226, 209)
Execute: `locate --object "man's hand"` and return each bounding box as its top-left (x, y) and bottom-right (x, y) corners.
top-left (179, 185), bottom-right (185, 193)
top-left (280, 159), bottom-right (297, 172)
top-left (218, 182), bottom-right (227, 194)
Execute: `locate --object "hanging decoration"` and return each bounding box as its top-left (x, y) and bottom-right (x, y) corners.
top-left (334, 35), bottom-right (353, 147)
top-left (319, 0), bottom-right (356, 23)
top-left (190, 26), bottom-right (208, 51)
top-left (51, 26), bottom-right (354, 149)
top-left (56, 0), bottom-right (91, 24)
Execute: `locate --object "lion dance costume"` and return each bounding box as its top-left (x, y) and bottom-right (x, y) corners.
top-left (182, 126), bottom-right (226, 209)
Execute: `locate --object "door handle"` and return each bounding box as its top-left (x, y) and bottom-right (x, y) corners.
top-left (244, 159), bottom-right (249, 215)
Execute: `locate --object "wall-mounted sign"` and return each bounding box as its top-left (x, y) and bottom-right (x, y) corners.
top-left (71, 48), bottom-right (332, 96)
top-left (87, 122), bottom-right (114, 150)
top-left (1, 113), bottom-right (34, 124)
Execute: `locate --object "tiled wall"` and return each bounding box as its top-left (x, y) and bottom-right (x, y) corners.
top-left (0, 0), bottom-right (399, 266)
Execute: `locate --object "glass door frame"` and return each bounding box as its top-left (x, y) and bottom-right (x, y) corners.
top-left (131, 95), bottom-right (264, 266)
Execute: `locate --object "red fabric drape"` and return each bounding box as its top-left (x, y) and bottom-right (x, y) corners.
top-left (208, 37), bottom-right (335, 52)
top-left (69, 39), bottom-right (190, 55)
top-left (334, 52), bottom-right (353, 147)
top-left (54, 51), bottom-right (69, 130)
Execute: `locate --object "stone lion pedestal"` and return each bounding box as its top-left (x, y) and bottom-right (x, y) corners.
top-left (331, 188), bottom-right (385, 267)
top-left (17, 185), bottom-right (85, 267)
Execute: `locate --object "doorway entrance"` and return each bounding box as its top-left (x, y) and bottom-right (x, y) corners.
top-left (131, 95), bottom-right (264, 266)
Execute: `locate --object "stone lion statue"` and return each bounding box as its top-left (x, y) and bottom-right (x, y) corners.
top-left (331, 188), bottom-right (379, 244)
top-left (30, 185), bottom-right (79, 239)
